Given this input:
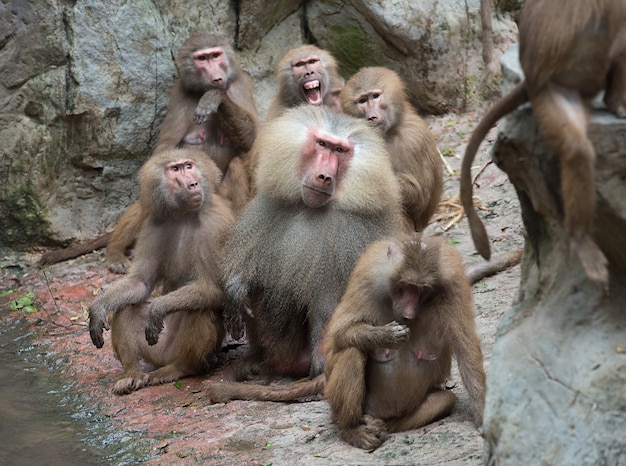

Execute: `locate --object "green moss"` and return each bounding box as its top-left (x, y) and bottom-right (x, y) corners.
top-left (327, 25), bottom-right (383, 77)
top-left (0, 184), bottom-right (53, 248)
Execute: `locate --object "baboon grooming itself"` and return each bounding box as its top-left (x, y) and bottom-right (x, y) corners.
top-left (206, 233), bottom-right (487, 450)
top-left (342, 67), bottom-right (444, 231)
top-left (222, 105), bottom-right (405, 380)
top-left (461, 0), bottom-right (626, 288)
top-left (88, 149), bottom-right (234, 394)
top-left (104, 33), bottom-right (256, 273)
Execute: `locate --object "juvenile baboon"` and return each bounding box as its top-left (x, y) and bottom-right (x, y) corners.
top-left (342, 67), bottom-right (444, 231)
top-left (461, 0), bottom-right (626, 288)
top-left (88, 149), bottom-right (234, 394)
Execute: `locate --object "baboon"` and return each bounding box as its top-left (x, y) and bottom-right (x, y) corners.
top-left (88, 149), bottom-right (234, 394)
top-left (265, 44), bottom-right (344, 121)
top-left (461, 0), bottom-right (626, 288)
top-left (38, 34), bottom-right (255, 270)
top-left (342, 67), bottom-right (444, 231)
top-left (244, 44), bottom-right (345, 195)
top-left (222, 105), bottom-right (405, 380)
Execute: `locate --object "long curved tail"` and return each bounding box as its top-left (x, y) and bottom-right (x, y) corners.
top-left (204, 375), bottom-right (324, 403)
top-left (460, 82), bottom-right (528, 260)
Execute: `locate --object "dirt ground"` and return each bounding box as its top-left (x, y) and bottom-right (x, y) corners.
top-left (0, 107), bottom-right (525, 465)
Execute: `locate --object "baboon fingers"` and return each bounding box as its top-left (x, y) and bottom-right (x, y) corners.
top-left (144, 320), bottom-right (163, 346)
top-left (112, 374), bottom-right (149, 395)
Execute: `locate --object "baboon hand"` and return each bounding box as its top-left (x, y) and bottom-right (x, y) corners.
top-left (144, 302), bottom-right (166, 346)
top-left (382, 320), bottom-right (410, 346)
top-left (144, 315), bottom-right (163, 346)
top-left (88, 308), bottom-right (109, 348)
top-left (194, 89), bottom-right (222, 124)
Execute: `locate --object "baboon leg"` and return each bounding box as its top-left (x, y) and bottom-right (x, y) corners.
top-left (386, 389), bottom-right (457, 433)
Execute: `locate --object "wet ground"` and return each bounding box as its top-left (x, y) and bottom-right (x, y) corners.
top-left (0, 109), bottom-right (525, 465)
top-left (0, 322), bottom-right (151, 465)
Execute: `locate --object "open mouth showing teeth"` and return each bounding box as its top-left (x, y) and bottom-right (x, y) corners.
top-left (303, 80), bottom-right (322, 104)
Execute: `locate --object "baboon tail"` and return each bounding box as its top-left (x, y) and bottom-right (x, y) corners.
top-left (466, 248), bottom-right (523, 284)
top-left (204, 375), bottom-right (324, 403)
top-left (460, 82), bottom-right (528, 261)
top-left (38, 232), bottom-right (112, 267)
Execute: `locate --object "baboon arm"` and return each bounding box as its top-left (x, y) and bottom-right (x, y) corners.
top-left (219, 96), bottom-right (257, 153)
top-left (333, 321), bottom-right (407, 352)
top-left (149, 280), bottom-right (224, 319)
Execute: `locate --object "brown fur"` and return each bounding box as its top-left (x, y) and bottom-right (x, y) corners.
top-left (342, 67), bottom-right (444, 231)
top-left (461, 0), bottom-right (626, 288)
top-left (202, 251), bottom-right (519, 404)
top-left (37, 35), bottom-right (256, 270)
top-left (206, 233), bottom-right (486, 450)
top-left (222, 105), bottom-right (405, 380)
top-left (88, 149), bottom-right (234, 394)
top-left (324, 234), bottom-right (485, 449)
top-left (105, 34), bottom-right (257, 273)
top-left (157, 33), bottom-right (258, 169)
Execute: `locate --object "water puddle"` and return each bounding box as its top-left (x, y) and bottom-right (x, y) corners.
top-left (0, 319), bottom-right (151, 465)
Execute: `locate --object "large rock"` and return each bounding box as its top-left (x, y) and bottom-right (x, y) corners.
top-left (238, 0), bottom-right (303, 49)
top-left (0, 0), bottom-right (518, 248)
top-left (307, 0), bottom-right (517, 114)
top-left (0, 0), bottom-right (236, 247)
top-left (481, 48), bottom-right (626, 465)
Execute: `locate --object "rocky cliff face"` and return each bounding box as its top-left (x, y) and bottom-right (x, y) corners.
top-left (0, 0), bottom-right (517, 247)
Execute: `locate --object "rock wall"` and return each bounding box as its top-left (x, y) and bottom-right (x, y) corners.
top-left (0, 0), bottom-right (517, 248)
top-left (482, 47), bottom-right (626, 465)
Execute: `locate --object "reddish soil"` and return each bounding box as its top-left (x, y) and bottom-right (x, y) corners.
top-left (0, 108), bottom-right (524, 465)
